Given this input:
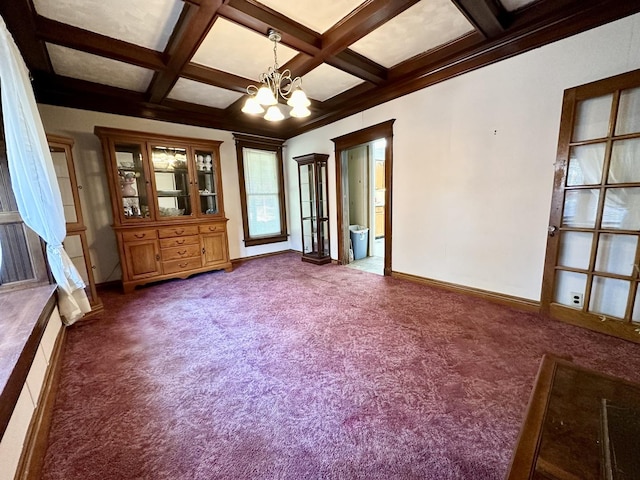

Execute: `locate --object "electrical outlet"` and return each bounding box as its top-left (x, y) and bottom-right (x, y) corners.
top-left (570, 292), bottom-right (584, 308)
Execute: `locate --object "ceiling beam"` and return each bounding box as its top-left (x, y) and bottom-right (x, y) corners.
top-left (181, 64), bottom-right (252, 93)
top-left (34, 16), bottom-right (165, 71)
top-left (326, 50), bottom-right (387, 85)
top-left (451, 0), bottom-right (508, 39)
top-left (0, 0), bottom-right (51, 72)
top-left (218, 0), bottom-right (321, 56)
top-left (147, 0), bottom-right (223, 103)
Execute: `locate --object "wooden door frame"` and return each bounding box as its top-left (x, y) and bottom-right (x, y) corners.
top-left (332, 119), bottom-right (395, 275)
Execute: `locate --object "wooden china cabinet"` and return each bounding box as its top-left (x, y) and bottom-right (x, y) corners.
top-left (49, 134), bottom-right (102, 313)
top-left (95, 127), bottom-right (231, 292)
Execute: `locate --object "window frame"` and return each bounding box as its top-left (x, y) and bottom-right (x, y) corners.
top-left (234, 134), bottom-right (288, 247)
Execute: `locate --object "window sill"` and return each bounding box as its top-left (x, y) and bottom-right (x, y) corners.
top-left (0, 284), bottom-right (57, 439)
top-left (244, 234), bottom-right (289, 247)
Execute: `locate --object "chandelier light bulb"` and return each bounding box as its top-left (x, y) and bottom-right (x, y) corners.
top-left (241, 96), bottom-right (265, 115)
top-left (287, 88), bottom-right (310, 108)
top-left (256, 86), bottom-right (278, 106)
top-left (264, 105), bottom-right (285, 122)
top-left (290, 105), bottom-right (311, 118)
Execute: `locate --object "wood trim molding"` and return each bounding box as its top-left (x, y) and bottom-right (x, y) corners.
top-left (392, 270), bottom-right (541, 313)
top-left (14, 324), bottom-right (67, 480)
top-left (230, 249), bottom-right (298, 266)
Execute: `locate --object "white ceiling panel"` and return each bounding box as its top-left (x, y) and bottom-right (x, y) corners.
top-left (301, 63), bottom-right (363, 102)
top-left (47, 43), bottom-right (154, 92)
top-left (349, 0), bottom-right (474, 68)
top-left (256, 0), bottom-right (365, 33)
top-left (33, 0), bottom-right (183, 51)
top-left (192, 19), bottom-right (299, 81)
top-left (167, 78), bottom-right (243, 109)
top-left (499, 0), bottom-right (538, 12)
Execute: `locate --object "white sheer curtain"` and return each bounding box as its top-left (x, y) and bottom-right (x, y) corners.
top-left (0, 16), bottom-right (90, 324)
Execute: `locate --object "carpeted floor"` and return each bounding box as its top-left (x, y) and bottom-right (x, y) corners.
top-left (42, 252), bottom-right (640, 479)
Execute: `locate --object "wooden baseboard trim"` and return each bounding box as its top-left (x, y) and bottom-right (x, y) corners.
top-left (391, 270), bottom-right (540, 313)
top-left (15, 324), bottom-right (67, 480)
top-left (231, 249), bottom-right (297, 267)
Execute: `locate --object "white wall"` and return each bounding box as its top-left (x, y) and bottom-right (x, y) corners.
top-left (285, 13), bottom-right (640, 301)
top-left (37, 108), bottom-right (291, 283)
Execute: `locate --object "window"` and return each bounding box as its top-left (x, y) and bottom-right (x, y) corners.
top-left (234, 134), bottom-right (287, 246)
top-left (0, 109), bottom-right (48, 292)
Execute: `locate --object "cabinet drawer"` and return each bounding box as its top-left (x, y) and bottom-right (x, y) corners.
top-left (162, 257), bottom-right (202, 275)
top-left (161, 244), bottom-right (201, 262)
top-left (121, 229), bottom-right (157, 242)
top-left (159, 235), bottom-right (199, 249)
top-left (199, 223), bottom-right (226, 234)
top-left (157, 226), bottom-right (198, 238)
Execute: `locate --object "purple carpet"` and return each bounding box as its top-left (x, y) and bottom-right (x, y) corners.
top-left (42, 252), bottom-right (640, 479)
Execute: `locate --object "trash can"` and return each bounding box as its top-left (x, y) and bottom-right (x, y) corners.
top-left (349, 225), bottom-right (369, 260)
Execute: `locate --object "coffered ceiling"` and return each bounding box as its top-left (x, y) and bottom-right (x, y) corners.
top-left (2, 0), bottom-right (639, 139)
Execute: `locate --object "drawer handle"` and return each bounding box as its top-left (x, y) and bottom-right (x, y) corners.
top-left (176, 239), bottom-right (185, 245)
top-left (209, 226), bottom-right (217, 231)
top-left (178, 250), bottom-right (187, 255)
top-left (135, 233), bottom-right (146, 239)
top-left (202, 247), bottom-right (205, 254)
top-left (175, 229), bottom-right (185, 235)
top-left (179, 262), bottom-right (188, 268)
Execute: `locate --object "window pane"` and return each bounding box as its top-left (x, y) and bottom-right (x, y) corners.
top-left (608, 138), bottom-right (640, 184)
top-left (595, 233), bottom-right (638, 276)
top-left (572, 94), bottom-right (613, 142)
top-left (0, 223), bottom-right (35, 284)
top-left (589, 276), bottom-right (629, 319)
top-left (602, 187), bottom-right (640, 230)
top-left (567, 143), bottom-right (605, 186)
top-left (247, 194), bottom-right (281, 237)
top-left (562, 189), bottom-right (600, 228)
top-left (51, 149), bottom-right (77, 223)
top-left (633, 285), bottom-right (640, 323)
top-left (615, 86), bottom-right (640, 135)
top-left (243, 148), bottom-right (279, 194)
top-left (0, 148), bottom-right (18, 212)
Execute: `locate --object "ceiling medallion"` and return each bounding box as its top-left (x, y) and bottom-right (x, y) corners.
top-left (241, 29), bottom-right (311, 122)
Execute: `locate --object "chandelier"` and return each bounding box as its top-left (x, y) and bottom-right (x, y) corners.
top-left (241, 29), bottom-right (311, 122)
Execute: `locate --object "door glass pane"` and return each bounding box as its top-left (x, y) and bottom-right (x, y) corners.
top-left (595, 233), bottom-right (638, 276)
top-left (567, 143), bottom-right (605, 186)
top-left (633, 285), bottom-right (640, 323)
top-left (152, 145), bottom-right (190, 217)
top-left (608, 138), bottom-right (640, 184)
top-left (572, 94), bottom-right (613, 142)
top-left (195, 149), bottom-right (218, 215)
top-left (602, 187), bottom-right (640, 230)
top-left (589, 276), bottom-right (629, 319)
top-left (63, 234), bottom-right (89, 284)
top-left (554, 270), bottom-right (587, 308)
top-left (557, 231), bottom-right (592, 270)
top-left (115, 143), bottom-right (150, 219)
top-left (615, 86), bottom-right (640, 135)
top-left (562, 189), bottom-right (600, 228)
top-left (51, 149), bottom-right (77, 224)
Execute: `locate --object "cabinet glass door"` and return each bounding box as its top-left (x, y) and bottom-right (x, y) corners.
top-left (300, 163), bottom-right (316, 254)
top-left (151, 144), bottom-right (191, 218)
top-left (50, 145), bottom-right (78, 226)
top-left (114, 142), bottom-right (150, 220)
top-left (194, 148), bottom-right (219, 216)
top-left (317, 161), bottom-right (329, 256)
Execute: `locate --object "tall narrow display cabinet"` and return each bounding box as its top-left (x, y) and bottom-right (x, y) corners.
top-left (294, 153), bottom-right (330, 264)
top-left (95, 127), bottom-right (232, 293)
top-left (48, 134), bottom-right (102, 313)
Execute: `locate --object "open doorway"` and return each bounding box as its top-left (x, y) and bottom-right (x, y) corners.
top-left (342, 140), bottom-right (385, 274)
top-left (332, 120), bottom-right (394, 276)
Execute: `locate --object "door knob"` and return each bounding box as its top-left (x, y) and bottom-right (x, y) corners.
top-left (548, 225), bottom-right (558, 237)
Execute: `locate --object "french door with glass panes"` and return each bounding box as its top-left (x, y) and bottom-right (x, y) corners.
top-left (542, 69), bottom-right (640, 343)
